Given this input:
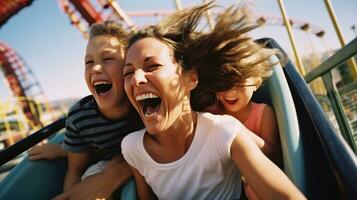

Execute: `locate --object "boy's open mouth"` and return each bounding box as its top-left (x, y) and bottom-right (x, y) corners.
top-left (136, 93), bottom-right (162, 116)
top-left (94, 81), bottom-right (113, 95)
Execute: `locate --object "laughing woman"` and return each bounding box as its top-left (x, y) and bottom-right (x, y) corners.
top-left (121, 3), bottom-right (306, 200)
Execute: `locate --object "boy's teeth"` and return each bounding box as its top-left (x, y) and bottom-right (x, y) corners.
top-left (136, 93), bottom-right (159, 101)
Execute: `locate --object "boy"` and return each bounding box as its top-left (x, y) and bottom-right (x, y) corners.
top-left (30, 21), bottom-right (143, 199)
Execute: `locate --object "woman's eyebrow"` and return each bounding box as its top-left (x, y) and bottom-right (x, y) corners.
top-left (144, 56), bottom-right (159, 63)
top-left (143, 57), bottom-right (152, 63)
top-left (124, 56), bottom-right (160, 68)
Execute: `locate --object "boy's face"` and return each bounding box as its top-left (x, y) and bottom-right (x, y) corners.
top-left (84, 35), bottom-right (128, 114)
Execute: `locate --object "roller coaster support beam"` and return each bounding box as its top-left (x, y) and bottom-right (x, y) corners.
top-left (69, 0), bottom-right (102, 25)
top-left (203, 0), bottom-right (214, 30)
top-left (323, 0), bottom-right (357, 80)
top-left (174, 0), bottom-right (183, 10)
top-left (107, 0), bottom-right (134, 29)
top-left (277, 0), bottom-right (306, 76)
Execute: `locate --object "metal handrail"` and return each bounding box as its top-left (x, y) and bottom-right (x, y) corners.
top-left (305, 38), bottom-right (357, 82)
top-left (0, 116), bottom-right (66, 166)
top-left (304, 37), bottom-right (357, 154)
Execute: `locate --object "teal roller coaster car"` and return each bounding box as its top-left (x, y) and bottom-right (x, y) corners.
top-left (0, 39), bottom-right (356, 200)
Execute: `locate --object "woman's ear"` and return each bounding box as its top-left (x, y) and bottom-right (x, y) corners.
top-left (184, 70), bottom-right (199, 91)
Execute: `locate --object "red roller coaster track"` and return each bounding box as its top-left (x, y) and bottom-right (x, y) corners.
top-left (0, 0), bottom-right (34, 28)
top-left (0, 42), bottom-right (43, 128)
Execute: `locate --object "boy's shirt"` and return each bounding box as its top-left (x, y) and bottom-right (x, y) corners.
top-left (63, 95), bottom-right (144, 162)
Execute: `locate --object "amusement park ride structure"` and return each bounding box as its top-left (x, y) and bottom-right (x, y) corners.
top-left (0, 42), bottom-right (44, 130)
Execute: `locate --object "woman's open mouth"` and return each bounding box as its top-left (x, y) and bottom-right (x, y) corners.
top-left (136, 92), bottom-right (162, 117)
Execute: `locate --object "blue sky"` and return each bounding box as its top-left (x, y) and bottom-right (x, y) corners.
top-left (0, 0), bottom-right (356, 101)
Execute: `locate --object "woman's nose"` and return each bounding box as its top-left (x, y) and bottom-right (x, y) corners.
top-left (131, 69), bottom-right (147, 86)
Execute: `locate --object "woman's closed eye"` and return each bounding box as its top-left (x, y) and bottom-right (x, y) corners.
top-left (145, 64), bottom-right (161, 72)
top-left (123, 68), bottom-right (134, 77)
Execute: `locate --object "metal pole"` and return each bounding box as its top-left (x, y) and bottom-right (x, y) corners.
top-left (324, 0), bottom-right (357, 80)
top-left (174, 0), bottom-right (183, 11)
top-left (322, 73), bottom-right (357, 154)
top-left (203, 0), bottom-right (214, 30)
top-left (0, 100), bottom-right (15, 145)
top-left (277, 0), bottom-right (306, 75)
top-left (13, 101), bottom-right (27, 138)
top-left (107, 0), bottom-right (135, 29)
top-left (324, 0), bottom-right (347, 46)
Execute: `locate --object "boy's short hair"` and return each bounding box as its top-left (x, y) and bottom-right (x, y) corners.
top-left (89, 20), bottom-right (128, 52)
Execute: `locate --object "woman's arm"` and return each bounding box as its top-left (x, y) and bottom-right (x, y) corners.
top-left (130, 166), bottom-right (157, 200)
top-left (230, 128), bottom-right (306, 200)
top-left (62, 152), bottom-right (90, 192)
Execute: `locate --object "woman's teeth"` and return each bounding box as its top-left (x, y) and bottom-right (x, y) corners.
top-left (135, 93), bottom-right (161, 116)
top-left (135, 92), bottom-right (159, 101)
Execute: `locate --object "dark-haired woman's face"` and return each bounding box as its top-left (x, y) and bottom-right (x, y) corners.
top-left (123, 37), bottom-right (196, 135)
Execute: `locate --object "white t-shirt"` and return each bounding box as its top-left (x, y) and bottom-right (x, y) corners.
top-left (121, 112), bottom-right (244, 200)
